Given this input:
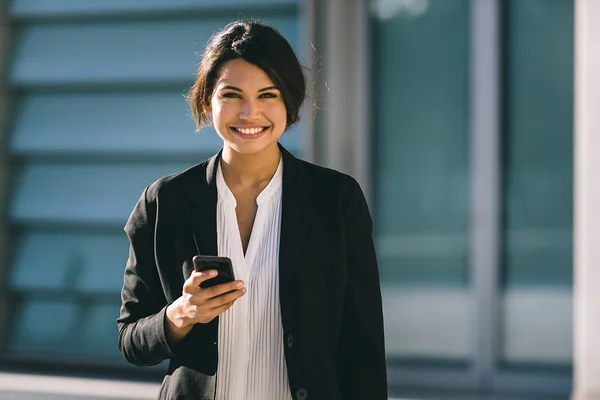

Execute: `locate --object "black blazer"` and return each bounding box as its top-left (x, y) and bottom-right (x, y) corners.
top-left (117, 145), bottom-right (387, 400)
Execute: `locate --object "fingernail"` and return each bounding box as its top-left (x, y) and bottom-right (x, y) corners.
top-left (208, 270), bottom-right (217, 276)
top-left (236, 281), bottom-right (244, 288)
top-left (242, 287), bottom-right (247, 294)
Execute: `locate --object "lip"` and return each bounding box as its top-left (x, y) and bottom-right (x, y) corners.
top-left (229, 126), bottom-right (270, 139)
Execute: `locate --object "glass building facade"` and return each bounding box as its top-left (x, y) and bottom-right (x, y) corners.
top-left (0, 0), bottom-right (574, 398)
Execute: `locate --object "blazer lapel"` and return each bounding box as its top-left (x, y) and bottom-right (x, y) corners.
top-left (189, 151), bottom-right (220, 258)
top-left (182, 151), bottom-right (221, 375)
top-left (278, 145), bottom-right (311, 329)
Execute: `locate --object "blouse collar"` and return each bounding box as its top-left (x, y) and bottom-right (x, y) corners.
top-left (216, 155), bottom-right (284, 208)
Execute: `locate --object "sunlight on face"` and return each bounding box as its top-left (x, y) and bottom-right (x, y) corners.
top-left (209, 59), bottom-right (287, 156)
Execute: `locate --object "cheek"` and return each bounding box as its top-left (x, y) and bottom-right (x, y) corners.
top-left (270, 103), bottom-right (288, 125)
top-left (212, 102), bottom-right (234, 122)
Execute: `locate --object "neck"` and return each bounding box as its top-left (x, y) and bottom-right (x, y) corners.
top-left (220, 143), bottom-right (281, 188)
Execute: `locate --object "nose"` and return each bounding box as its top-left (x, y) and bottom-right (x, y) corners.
top-left (239, 99), bottom-right (260, 120)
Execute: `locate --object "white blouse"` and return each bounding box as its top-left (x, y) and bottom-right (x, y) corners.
top-left (214, 157), bottom-right (292, 400)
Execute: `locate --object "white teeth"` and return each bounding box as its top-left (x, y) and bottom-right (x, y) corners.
top-left (235, 127), bottom-right (266, 135)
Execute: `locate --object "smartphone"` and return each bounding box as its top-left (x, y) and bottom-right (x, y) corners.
top-left (192, 255), bottom-right (235, 289)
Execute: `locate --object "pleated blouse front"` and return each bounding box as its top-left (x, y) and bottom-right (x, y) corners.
top-left (214, 157), bottom-right (292, 400)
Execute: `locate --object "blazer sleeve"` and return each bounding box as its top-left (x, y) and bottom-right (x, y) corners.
top-left (338, 178), bottom-right (388, 399)
top-left (117, 186), bottom-right (175, 366)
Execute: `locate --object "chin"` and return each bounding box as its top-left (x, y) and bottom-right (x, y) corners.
top-left (227, 140), bottom-right (277, 156)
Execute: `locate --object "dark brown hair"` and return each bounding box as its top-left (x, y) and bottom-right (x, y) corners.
top-left (187, 20), bottom-right (306, 131)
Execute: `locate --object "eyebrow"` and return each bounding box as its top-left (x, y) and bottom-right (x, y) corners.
top-left (220, 85), bottom-right (279, 92)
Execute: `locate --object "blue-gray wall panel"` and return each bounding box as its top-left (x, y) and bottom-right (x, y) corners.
top-left (9, 0), bottom-right (297, 18)
top-left (10, 232), bottom-right (127, 292)
top-left (9, 17), bottom-right (298, 85)
top-left (10, 299), bottom-right (125, 360)
top-left (10, 92), bottom-right (213, 154)
top-left (10, 92), bottom-right (302, 155)
top-left (11, 300), bottom-right (80, 352)
top-left (9, 163), bottom-right (193, 224)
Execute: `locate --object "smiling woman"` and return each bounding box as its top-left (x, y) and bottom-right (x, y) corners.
top-left (117, 20), bottom-right (387, 400)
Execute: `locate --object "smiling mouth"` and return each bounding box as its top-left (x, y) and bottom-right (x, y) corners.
top-left (230, 126), bottom-right (269, 135)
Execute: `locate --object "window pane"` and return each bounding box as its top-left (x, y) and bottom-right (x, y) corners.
top-left (9, 0), bottom-right (296, 17)
top-left (9, 163), bottom-right (193, 224)
top-left (10, 92), bottom-right (302, 157)
top-left (371, 0), bottom-right (471, 364)
top-left (10, 299), bottom-right (127, 361)
top-left (9, 17), bottom-right (298, 85)
top-left (10, 300), bottom-right (79, 353)
top-left (501, 0), bottom-right (574, 367)
top-left (9, 232), bottom-right (127, 292)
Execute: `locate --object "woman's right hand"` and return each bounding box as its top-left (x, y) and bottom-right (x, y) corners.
top-left (165, 270), bottom-right (246, 343)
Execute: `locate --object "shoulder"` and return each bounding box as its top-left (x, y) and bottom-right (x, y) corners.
top-left (125, 160), bottom-right (208, 229)
top-left (294, 158), bottom-right (363, 198)
top-left (289, 157), bottom-right (367, 218)
top-left (295, 158), bottom-right (359, 189)
top-left (290, 158), bottom-right (373, 233)
top-left (144, 160), bottom-right (209, 203)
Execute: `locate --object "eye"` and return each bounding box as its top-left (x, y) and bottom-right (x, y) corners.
top-left (259, 92), bottom-right (278, 99)
top-left (223, 92), bottom-right (241, 99)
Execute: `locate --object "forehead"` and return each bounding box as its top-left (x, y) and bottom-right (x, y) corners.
top-left (214, 59), bottom-right (275, 89)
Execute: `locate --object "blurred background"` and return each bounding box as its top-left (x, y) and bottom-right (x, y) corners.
top-left (0, 0), bottom-right (590, 399)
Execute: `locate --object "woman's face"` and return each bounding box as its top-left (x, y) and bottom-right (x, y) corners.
top-left (208, 59), bottom-right (287, 156)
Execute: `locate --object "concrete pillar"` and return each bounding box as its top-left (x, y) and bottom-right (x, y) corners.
top-left (573, 0), bottom-right (600, 399)
top-left (316, 0), bottom-right (371, 200)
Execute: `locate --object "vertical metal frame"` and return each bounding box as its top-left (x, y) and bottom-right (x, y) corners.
top-left (469, 0), bottom-right (502, 390)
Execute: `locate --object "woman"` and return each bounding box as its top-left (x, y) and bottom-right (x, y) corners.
top-left (117, 20), bottom-right (387, 400)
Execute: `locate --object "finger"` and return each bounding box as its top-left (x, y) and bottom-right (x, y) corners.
top-left (192, 299), bottom-right (237, 324)
top-left (208, 300), bottom-right (237, 319)
top-left (206, 287), bottom-right (246, 308)
top-left (190, 286), bottom-right (245, 307)
top-left (201, 280), bottom-right (245, 299)
top-left (184, 270), bottom-right (217, 292)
